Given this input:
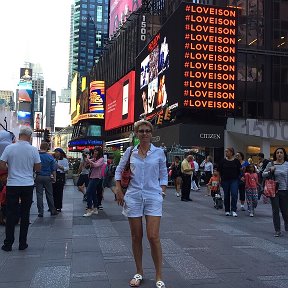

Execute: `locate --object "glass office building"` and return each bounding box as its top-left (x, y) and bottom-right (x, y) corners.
top-left (69, 0), bottom-right (109, 87)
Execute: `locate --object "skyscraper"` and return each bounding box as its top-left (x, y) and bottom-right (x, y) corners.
top-left (45, 88), bottom-right (56, 131)
top-left (68, 0), bottom-right (109, 88)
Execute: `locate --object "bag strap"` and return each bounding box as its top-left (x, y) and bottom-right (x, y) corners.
top-left (124, 146), bottom-right (134, 170)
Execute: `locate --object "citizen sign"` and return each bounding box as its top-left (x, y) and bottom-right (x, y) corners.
top-left (199, 133), bottom-right (221, 139)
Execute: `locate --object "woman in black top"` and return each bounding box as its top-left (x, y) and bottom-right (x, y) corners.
top-left (218, 147), bottom-right (241, 217)
top-left (169, 156), bottom-right (182, 197)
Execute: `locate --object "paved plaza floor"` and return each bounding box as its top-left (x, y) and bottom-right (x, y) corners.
top-left (0, 180), bottom-right (288, 288)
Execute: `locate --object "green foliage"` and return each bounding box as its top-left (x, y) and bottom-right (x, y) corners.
top-left (113, 150), bottom-right (121, 166)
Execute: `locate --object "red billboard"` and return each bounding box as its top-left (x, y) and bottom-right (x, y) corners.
top-left (105, 71), bottom-right (135, 131)
top-left (109, 0), bottom-right (142, 36)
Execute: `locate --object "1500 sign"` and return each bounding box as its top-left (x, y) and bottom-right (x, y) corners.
top-left (240, 119), bottom-right (288, 141)
top-left (141, 15), bottom-right (147, 41)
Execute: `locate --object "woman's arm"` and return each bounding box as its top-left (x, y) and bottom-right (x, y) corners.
top-left (87, 157), bottom-right (104, 168)
top-left (159, 150), bottom-right (168, 188)
top-left (262, 162), bottom-right (272, 178)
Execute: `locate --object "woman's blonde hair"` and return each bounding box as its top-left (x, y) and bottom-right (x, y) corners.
top-left (134, 120), bottom-right (153, 133)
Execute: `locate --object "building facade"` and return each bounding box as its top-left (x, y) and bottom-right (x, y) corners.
top-left (68, 0), bottom-right (109, 87)
top-left (45, 88), bottom-right (56, 131)
top-left (0, 90), bottom-right (14, 111)
top-left (70, 0), bottom-right (288, 162)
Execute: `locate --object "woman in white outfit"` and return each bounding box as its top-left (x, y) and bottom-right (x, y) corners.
top-left (115, 120), bottom-right (168, 288)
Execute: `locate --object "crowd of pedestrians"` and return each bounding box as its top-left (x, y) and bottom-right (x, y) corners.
top-left (168, 146), bottom-right (288, 238)
top-left (1, 122), bottom-right (288, 288)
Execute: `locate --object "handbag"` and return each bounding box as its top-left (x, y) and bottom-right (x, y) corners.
top-left (263, 165), bottom-right (278, 198)
top-left (120, 147), bottom-right (134, 189)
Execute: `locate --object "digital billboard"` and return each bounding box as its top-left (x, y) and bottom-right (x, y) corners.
top-left (105, 71), bottom-right (135, 131)
top-left (34, 112), bottom-right (42, 130)
top-left (183, 4), bottom-right (237, 110)
top-left (109, 0), bottom-right (142, 36)
top-left (19, 68), bottom-right (32, 90)
top-left (89, 81), bottom-right (105, 119)
top-left (18, 89), bottom-right (32, 102)
top-left (70, 73), bottom-right (78, 119)
top-left (17, 111), bottom-right (31, 126)
top-left (135, 3), bottom-right (237, 122)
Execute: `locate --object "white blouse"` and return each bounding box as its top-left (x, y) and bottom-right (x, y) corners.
top-left (115, 144), bottom-right (168, 197)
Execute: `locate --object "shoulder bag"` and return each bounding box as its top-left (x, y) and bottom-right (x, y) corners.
top-left (120, 147), bottom-right (134, 189)
top-left (263, 162), bottom-right (279, 198)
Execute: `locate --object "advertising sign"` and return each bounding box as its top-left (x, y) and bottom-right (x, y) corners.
top-left (19, 68), bottom-right (32, 90)
top-left (17, 111), bottom-right (31, 126)
top-left (183, 4), bottom-right (237, 110)
top-left (70, 73), bottom-right (78, 118)
top-left (68, 139), bottom-right (103, 152)
top-left (135, 3), bottom-right (237, 122)
top-left (18, 89), bottom-right (32, 102)
top-left (105, 71), bottom-right (135, 131)
top-left (34, 112), bottom-right (42, 130)
top-left (135, 9), bottom-right (181, 122)
top-left (109, 0), bottom-right (142, 36)
top-left (89, 81), bottom-right (105, 119)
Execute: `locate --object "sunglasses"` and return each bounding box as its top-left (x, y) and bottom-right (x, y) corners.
top-left (138, 129), bottom-right (152, 134)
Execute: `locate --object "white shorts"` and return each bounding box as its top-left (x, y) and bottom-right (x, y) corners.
top-left (123, 193), bottom-right (163, 217)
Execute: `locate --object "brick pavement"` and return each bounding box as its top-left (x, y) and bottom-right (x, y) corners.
top-left (0, 180), bottom-right (288, 288)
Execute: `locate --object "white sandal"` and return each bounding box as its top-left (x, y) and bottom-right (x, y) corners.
top-left (129, 274), bottom-right (143, 287)
top-left (156, 280), bottom-right (166, 288)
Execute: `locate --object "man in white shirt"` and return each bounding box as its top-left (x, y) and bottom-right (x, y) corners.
top-left (0, 126), bottom-right (41, 252)
top-left (191, 156), bottom-right (200, 190)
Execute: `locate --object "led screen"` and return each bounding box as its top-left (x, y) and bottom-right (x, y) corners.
top-left (135, 10), bottom-right (181, 122)
top-left (19, 68), bottom-right (32, 90)
top-left (34, 112), bottom-right (42, 130)
top-left (109, 0), bottom-right (142, 36)
top-left (105, 71), bottom-right (135, 131)
top-left (89, 81), bottom-right (105, 119)
top-left (135, 3), bottom-right (237, 121)
top-left (87, 125), bottom-right (101, 137)
top-left (18, 89), bottom-right (32, 102)
top-left (182, 4), bottom-right (237, 110)
top-left (17, 111), bottom-right (31, 126)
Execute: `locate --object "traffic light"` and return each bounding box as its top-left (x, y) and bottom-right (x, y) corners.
top-left (157, 114), bottom-right (163, 125)
top-left (43, 129), bottom-right (51, 143)
top-left (164, 108), bottom-right (171, 121)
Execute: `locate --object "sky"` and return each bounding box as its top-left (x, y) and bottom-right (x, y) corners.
top-left (0, 0), bottom-right (73, 95)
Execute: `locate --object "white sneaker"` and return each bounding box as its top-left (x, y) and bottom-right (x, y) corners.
top-left (249, 213), bottom-right (254, 217)
top-left (92, 208), bottom-right (98, 215)
top-left (83, 210), bottom-right (93, 217)
top-left (225, 212), bottom-right (230, 216)
top-left (232, 212), bottom-right (238, 217)
top-left (176, 192), bottom-right (180, 197)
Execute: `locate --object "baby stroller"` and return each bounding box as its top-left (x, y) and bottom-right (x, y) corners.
top-left (213, 192), bottom-right (223, 210)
